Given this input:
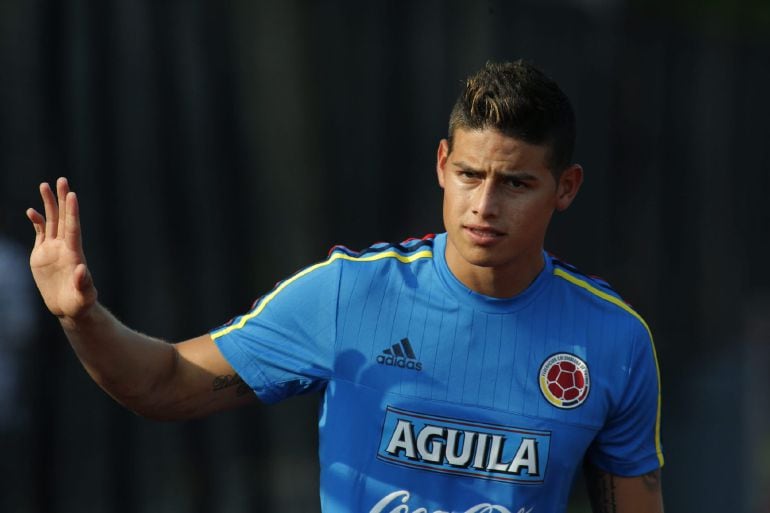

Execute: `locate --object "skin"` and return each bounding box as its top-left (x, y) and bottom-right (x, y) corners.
top-left (26, 178), bottom-right (254, 420)
top-left (28, 132), bottom-right (662, 510)
top-left (437, 128), bottom-right (664, 512)
top-left (436, 128), bottom-right (583, 297)
top-left (584, 464), bottom-right (664, 513)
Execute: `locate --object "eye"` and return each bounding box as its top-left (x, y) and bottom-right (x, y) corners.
top-left (504, 177), bottom-right (527, 189)
top-left (458, 170), bottom-right (480, 180)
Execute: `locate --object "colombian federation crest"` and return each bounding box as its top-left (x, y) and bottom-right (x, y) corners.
top-left (539, 353), bottom-right (590, 409)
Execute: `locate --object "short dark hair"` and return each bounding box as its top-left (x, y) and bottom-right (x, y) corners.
top-left (448, 60), bottom-right (576, 174)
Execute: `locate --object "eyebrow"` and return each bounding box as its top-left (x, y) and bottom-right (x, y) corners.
top-left (452, 160), bottom-right (539, 181)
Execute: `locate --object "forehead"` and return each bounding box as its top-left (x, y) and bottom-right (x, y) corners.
top-left (450, 128), bottom-right (550, 172)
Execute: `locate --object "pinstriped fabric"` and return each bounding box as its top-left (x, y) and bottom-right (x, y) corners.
top-left (551, 267), bottom-right (664, 467)
top-left (212, 233), bottom-right (664, 512)
top-left (211, 245), bottom-right (434, 340)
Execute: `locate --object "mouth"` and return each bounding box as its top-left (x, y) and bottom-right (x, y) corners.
top-left (463, 225), bottom-right (506, 244)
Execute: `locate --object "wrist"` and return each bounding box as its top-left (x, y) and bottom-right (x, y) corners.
top-left (58, 302), bottom-right (101, 332)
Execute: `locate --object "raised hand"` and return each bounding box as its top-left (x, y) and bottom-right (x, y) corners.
top-left (27, 177), bottom-right (97, 323)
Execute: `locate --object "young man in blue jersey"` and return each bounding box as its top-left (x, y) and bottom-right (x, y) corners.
top-left (27, 60), bottom-right (664, 513)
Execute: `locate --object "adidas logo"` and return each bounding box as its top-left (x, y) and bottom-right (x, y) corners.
top-left (376, 338), bottom-right (423, 371)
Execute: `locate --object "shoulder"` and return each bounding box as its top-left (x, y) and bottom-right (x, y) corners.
top-left (548, 254), bottom-right (652, 340)
top-left (211, 235), bottom-right (440, 340)
top-left (256, 234), bottom-right (439, 298)
top-left (326, 234), bottom-right (437, 266)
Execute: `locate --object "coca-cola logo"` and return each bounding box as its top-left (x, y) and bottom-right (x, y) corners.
top-left (368, 490), bottom-right (533, 513)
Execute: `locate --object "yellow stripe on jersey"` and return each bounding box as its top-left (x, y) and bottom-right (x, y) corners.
top-left (552, 267), bottom-right (665, 468)
top-left (210, 248), bottom-right (434, 340)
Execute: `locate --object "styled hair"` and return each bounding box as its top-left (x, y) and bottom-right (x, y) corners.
top-left (448, 60), bottom-right (576, 174)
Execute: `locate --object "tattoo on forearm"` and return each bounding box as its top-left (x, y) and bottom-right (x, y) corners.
top-left (585, 463), bottom-right (617, 513)
top-left (212, 374), bottom-right (250, 396)
top-left (642, 469), bottom-right (662, 493)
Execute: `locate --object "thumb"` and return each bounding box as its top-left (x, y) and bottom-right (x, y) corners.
top-left (73, 263), bottom-right (94, 293)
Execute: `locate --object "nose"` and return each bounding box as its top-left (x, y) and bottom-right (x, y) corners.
top-left (471, 180), bottom-right (499, 218)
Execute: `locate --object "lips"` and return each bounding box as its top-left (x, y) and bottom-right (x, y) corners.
top-left (463, 225), bottom-right (505, 244)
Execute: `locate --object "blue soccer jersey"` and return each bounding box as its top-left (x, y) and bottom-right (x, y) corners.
top-left (211, 233), bottom-right (663, 513)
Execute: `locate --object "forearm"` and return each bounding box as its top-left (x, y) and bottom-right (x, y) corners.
top-left (28, 179), bottom-right (255, 420)
top-left (59, 303), bottom-right (178, 418)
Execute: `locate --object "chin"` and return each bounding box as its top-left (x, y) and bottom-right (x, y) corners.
top-left (461, 249), bottom-right (510, 269)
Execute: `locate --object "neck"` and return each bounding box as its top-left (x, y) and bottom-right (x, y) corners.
top-left (445, 244), bottom-right (545, 299)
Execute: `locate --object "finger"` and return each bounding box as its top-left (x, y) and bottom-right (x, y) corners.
top-left (64, 192), bottom-right (83, 253)
top-left (56, 177), bottom-right (70, 240)
top-left (40, 182), bottom-right (59, 239)
top-left (26, 208), bottom-right (46, 247)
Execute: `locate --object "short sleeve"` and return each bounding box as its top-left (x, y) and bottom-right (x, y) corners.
top-left (210, 257), bottom-right (342, 404)
top-left (586, 320), bottom-right (664, 476)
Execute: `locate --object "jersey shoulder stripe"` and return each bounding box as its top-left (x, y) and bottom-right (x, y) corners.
top-left (551, 262), bottom-right (664, 468)
top-left (328, 233), bottom-right (436, 259)
top-left (550, 262), bottom-right (645, 333)
top-left (211, 235), bottom-right (436, 340)
top-left (550, 255), bottom-right (616, 294)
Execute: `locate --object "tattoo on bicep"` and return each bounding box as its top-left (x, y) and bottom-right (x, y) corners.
top-left (584, 463), bottom-right (617, 513)
top-left (212, 374), bottom-right (250, 397)
top-left (642, 469), bottom-right (662, 493)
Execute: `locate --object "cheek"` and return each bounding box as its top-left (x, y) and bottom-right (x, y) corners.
top-left (530, 204), bottom-right (555, 232)
top-left (508, 199), bottom-right (555, 231)
top-left (441, 194), bottom-right (454, 226)
top-left (442, 190), bottom-right (464, 217)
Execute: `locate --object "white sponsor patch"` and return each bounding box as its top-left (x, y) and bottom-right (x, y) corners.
top-left (377, 406), bottom-right (550, 484)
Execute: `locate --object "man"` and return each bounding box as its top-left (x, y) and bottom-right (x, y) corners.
top-left (27, 60), bottom-right (664, 512)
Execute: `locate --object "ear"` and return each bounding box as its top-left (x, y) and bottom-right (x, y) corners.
top-left (555, 164), bottom-right (583, 212)
top-left (436, 139), bottom-right (449, 189)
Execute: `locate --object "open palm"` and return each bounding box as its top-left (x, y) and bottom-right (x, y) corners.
top-left (27, 178), bottom-right (97, 320)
